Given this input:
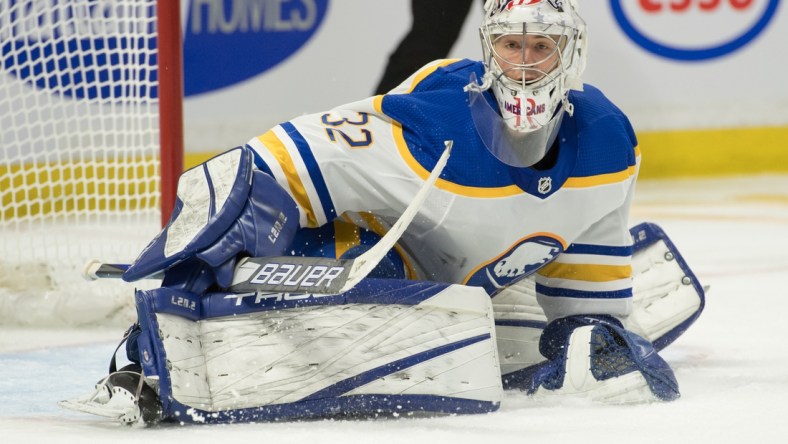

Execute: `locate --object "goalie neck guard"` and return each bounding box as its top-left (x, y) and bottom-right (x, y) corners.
top-left (467, 0), bottom-right (587, 167)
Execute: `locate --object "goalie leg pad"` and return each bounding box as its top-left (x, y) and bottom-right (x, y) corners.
top-left (131, 280), bottom-right (503, 424)
top-left (492, 222), bottom-right (705, 385)
top-left (628, 222), bottom-right (706, 349)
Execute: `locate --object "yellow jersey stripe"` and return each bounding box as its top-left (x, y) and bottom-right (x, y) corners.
top-left (382, 59), bottom-right (524, 198)
top-left (537, 262), bottom-right (632, 282)
top-left (564, 146), bottom-right (640, 188)
top-left (333, 220), bottom-right (361, 259)
top-left (372, 95), bottom-right (384, 113)
top-left (256, 130), bottom-right (318, 227)
top-left (358, 212), bottom-right (418, 279)
top-left (392, 122), bottom-right (525, 198)
top-left (564, 165), bottom-right (636, 188)
top-left (406, 59), bottom-right (461, 93)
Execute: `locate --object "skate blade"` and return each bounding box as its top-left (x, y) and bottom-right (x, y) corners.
top-left (59, 392), bottom-right (137, 420)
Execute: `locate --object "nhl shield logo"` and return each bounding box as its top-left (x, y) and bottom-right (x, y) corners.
top-left (538, 176), bottom-right (552, 194)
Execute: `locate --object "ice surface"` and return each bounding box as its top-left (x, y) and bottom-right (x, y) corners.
top-left (2, 175), bottom-right (787, 443)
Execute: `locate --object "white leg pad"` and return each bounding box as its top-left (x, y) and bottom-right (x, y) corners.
top-left (492, 222), bottom-right (705, 376)
top-left (134, 281), bottom-right (503, 423)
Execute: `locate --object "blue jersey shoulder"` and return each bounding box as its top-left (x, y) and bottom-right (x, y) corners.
top-left (567, 85), bottom-right (638, 177)
top-left (379, 61), bottom-right (638, 192)
top-left (380, 59), bottom-right (515, 189)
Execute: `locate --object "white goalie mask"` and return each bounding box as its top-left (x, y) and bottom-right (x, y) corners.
top-left (466, 0), bottom-right (587, 167)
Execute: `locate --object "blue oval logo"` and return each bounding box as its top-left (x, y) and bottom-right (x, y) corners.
top-left (183, 0), bottom-right (329, 96)
top-left (610, 0), bottom-right (780, 61)
top-left (0, 2), bottom-right (159, 100)
top-left (0, 0), bottom-right (329, 100)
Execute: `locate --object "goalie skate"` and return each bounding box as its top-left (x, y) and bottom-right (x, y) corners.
top-left (60, 371), bottom-right (161, 425)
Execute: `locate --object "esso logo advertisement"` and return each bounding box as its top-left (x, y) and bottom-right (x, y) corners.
top-left (610, 0), bottom-right (780, 60)
top-left (183, 0), bottom-right (329, 96)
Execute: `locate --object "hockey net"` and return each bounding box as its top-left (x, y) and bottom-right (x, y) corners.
top-left (0, 1), bottom-right (182, 326)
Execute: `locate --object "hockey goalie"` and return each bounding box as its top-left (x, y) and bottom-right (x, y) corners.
top-left (61, 0), bottom-right (706, 425)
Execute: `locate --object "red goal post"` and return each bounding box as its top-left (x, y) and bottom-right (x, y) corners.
top-left (0, 0), bottom-right (184, 326)
top-left (157, 0), bottom-right (184, 226)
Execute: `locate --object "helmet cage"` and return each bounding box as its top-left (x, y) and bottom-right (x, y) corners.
top-left (480, 21), bottom-right (583, 131)
top-left (466, 0), bottom-right (586, 167)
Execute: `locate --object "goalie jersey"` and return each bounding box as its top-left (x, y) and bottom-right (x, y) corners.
top-left (246, 58), bottom-right (640, 321)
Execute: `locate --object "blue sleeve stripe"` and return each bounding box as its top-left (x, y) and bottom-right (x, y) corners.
top-left (536, 283), bottom-right (632, 299)
top-left (565, 243), bottom-right (632, 256)
top-left (280, 122), bottom-right (337, 220)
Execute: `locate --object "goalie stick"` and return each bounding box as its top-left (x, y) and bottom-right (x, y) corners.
top-left (84, 140), bottom-right (453, 295)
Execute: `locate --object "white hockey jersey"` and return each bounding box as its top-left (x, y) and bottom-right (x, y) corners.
top-left (246, 59), bottom-right (640, 321)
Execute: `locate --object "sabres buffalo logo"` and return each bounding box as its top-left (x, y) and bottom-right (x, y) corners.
top-left (464, 234), bottom-right (565, 295)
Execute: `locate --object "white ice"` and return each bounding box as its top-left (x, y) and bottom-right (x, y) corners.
top-left (1, 175), bottom-right (787, 444)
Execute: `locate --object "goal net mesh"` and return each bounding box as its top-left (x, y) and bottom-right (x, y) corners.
top-left (1, 1), bottom-right (166, 326)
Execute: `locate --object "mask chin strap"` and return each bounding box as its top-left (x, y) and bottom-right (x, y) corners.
top-left (464, 71), bottom-right (494, 94)
top-left (561, 94), bottom-right (574, 117)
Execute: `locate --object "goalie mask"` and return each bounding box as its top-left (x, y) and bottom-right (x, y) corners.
top-left (466, 0), bottom-right (587, 167)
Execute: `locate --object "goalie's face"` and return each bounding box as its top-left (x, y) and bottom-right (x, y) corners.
top-left (468, 29), bottom-right (572, 168)
top-left (491, 33), bottom-right (563, 84)
top-left (467, 0), bottom-right (587, 168)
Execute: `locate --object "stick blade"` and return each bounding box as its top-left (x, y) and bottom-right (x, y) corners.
top-left (83, 261), bottom-right (128, 281)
